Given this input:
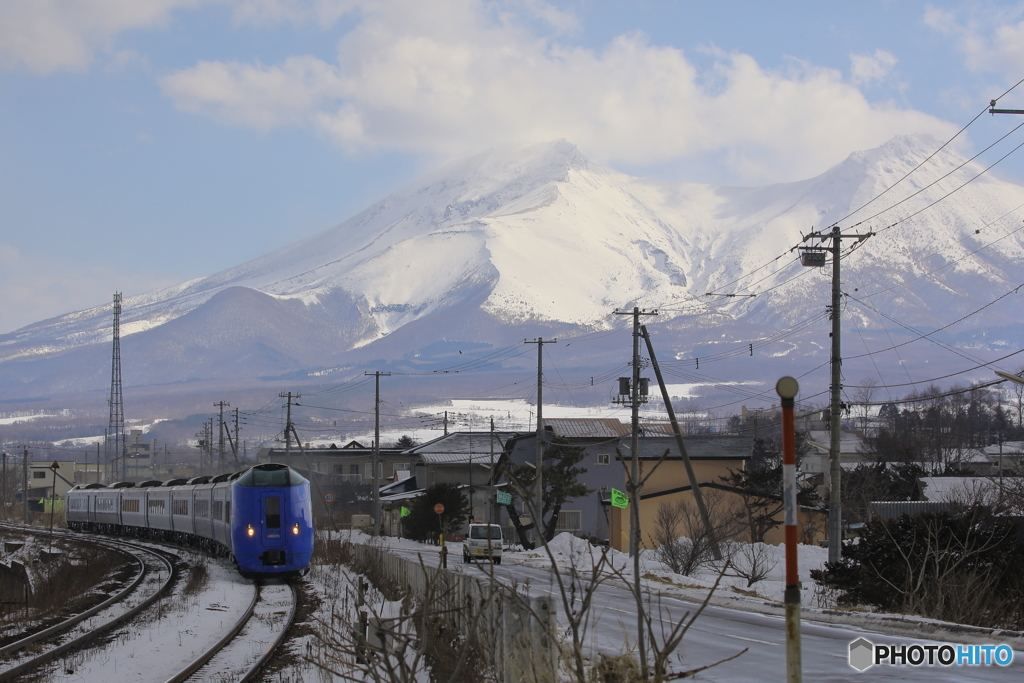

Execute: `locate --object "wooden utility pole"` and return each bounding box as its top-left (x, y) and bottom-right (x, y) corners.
top-left (365, 372), bottom-right (391, 535)
top-left (524, 338), bottom-right (556, 546)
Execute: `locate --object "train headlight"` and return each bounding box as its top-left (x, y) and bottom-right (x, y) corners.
top-left (247, 524), bottom-right (255, 537)
top-left (292, 523), bottom-right (300, 535)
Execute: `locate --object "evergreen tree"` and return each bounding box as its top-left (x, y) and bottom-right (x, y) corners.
top-left (505, 437), bottom-right (593, 544)
top-left (400, 483), bottom-right (470, 541)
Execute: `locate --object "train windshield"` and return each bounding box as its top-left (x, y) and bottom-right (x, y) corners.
top-left (236, 465), bottom-right (307, 487)
top-left (265, 496), bottom-right (281, 529)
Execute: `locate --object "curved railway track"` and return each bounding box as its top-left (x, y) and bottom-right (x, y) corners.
top-left (1, 524), bottom-right (300, 683)
top-left (0, 528), bottom-right (177, 682)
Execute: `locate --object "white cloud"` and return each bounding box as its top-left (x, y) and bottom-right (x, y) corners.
top-left (0, 244), bottom-right (177, 334)
top-left (161, 0), bottom-right (954, 183)
top-left (850, 49), bottom-right (897, 85)
top-left (924, 5), bottom-right (1024, 76)
top-left (0, 0), bottom-right (214, 73)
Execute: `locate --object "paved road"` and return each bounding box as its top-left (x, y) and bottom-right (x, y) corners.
top-left (388, 545), bottom-right (1022, 682)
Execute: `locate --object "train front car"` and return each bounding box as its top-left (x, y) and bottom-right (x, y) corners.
top-left (230, 464), bottom-right (314, 577)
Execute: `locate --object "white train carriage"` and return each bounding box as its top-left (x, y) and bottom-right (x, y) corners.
top-left (94, 483), bottom-right (130, 530)
top-left (120, 483), bottom-right (150, 531)
top-left (66, 483), bottom-right (104, 529)
top-left (147, 482), bottom-right (177, 534)
top-left (170, 484), bottom-right (195, 539)
top-left (191, 478), bottom-right (216, 543)
top-left (211, 476), bottom-right (232, 550)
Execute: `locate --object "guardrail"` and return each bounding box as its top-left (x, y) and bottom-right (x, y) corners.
top-left (349, 544), bottom-right (557, 683)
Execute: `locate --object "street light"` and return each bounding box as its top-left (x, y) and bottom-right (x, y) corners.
top-left (995, 370), bottom-right (1024, 386)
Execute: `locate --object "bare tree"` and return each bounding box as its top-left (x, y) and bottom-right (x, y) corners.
top-left (731, 542), bottom-right (778, 587)
top-left (650, 490), bottom-right (741, 576)
top-left (852, 378), bottom-right (878, 434)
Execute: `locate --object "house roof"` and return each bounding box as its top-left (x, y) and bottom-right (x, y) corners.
top-left (917, 476), bottom-right (1005, 505)
top-left (542, 418), bottom-right (675, 440)
top-left (406, 431), bottom-right (517, 464)
top-left (985, 442), bottom-right (1024, 456)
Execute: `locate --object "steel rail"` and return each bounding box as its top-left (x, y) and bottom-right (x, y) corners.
top-left (162, 583), bottom-right (261, 683)
top-left (0, 533), bottom-right (177, 682)
top-left (0, 540), bottom-right (143, 657)
top-left (237, 582), bottom-right (298, 683)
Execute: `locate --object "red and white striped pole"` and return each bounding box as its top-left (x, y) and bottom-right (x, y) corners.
top-left (776, 376), bottom-right (802, 683)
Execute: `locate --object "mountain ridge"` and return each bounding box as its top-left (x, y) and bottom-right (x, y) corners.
top-left (2, 135), bottom-right (1023, 403)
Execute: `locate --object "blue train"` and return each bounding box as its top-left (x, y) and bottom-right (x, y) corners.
top-left (65, 463), bottom-right (314, 577)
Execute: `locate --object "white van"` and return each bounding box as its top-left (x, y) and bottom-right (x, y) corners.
top-left (463, 523), bottom-right (503, 564)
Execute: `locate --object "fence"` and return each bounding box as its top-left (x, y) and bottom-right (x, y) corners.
top-left (349, 543), bottom-right (557, 683)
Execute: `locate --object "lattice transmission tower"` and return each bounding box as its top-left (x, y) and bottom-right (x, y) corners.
top-left (106, 292), bottom-right (126, 481)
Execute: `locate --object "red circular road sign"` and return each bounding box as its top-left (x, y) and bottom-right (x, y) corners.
top-left (323, 491), bottom-right (336, 504)
top-left (433, 503), bottom-right (445, 514)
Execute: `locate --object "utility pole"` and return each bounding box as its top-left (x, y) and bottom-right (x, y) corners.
top-left (215, 401), bottom-right (229, 469)
top-left (524, 338), bottom-right (556, 546)
top-left (2, 451), bottom-right (6, 520)
top-left (23, 446), bottom-right (28, 524)
top-left (233, 408), bottom-right (241, 463)
top-left (365, 372), bottom-right (391, 536)
top-left (489, 417), bottom-right (495, 527)
top-left (279, 392), bottom-right (299, 464)
top-left (614, 306), bottom-right (656, 680)
top-left (798, 225), bottom-right (872, 563)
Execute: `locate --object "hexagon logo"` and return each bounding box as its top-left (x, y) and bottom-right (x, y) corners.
top-left (849, 638), bottom-right (874, 671)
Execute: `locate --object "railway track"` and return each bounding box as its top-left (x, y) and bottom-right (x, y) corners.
top-left (166, 580), bottom-right (298, 683)
top-left (0, 528), bottom-right (177, 682)
top-left (1, 523), bottom-right (299, 682)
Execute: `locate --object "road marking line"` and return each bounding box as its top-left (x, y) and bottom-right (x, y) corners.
top-left (720, 633), bottom-right (779, 646)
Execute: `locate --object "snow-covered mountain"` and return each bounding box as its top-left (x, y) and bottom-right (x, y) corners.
top-left (2, 137), bottom-right (1023, 402)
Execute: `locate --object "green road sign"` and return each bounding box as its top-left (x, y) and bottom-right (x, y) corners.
top-left (496, 490), bottom-right (512, 505)
top-left (610, 488), bottom-right (629, 508)
top-left (400, 506), bottom-right (411, 517)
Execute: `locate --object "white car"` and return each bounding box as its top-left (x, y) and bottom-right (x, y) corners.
top-left (463, 523), bottom-right (503, 564)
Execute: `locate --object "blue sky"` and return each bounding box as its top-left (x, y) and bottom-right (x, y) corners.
top-left (3, 0), bottom-right (1024, 334)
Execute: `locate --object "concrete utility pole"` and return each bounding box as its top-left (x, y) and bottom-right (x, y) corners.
top-left (215, 401), bottom-right (229, 469)
top-left (2, 451), bottom-right (6, 520)
top-left (614, 306), bottom-right (656, 680)
top-left (365, 372), bottom-right (391, 535)
top-left (799, 225), bottom-right (872, 563)
top-left (279, 392), bottom-right (299, 463)
top-left (234, 408), bottom-right (241, 463)
top-left (23, 446), bottom-right (28, 523)
top-left (524, 338), bottom-right (556, 546)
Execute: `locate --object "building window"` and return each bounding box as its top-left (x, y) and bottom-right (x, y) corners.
top-left (33, 471), bottom-right (46, 479)
top-left (554, 510), bottom-right (582, 532)
top-left (350, 464), bottom-right (360, 476)
top-left (334, 465), bottom-right (345, 474)
top-left (596, 453), bottom-right (610, 465)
